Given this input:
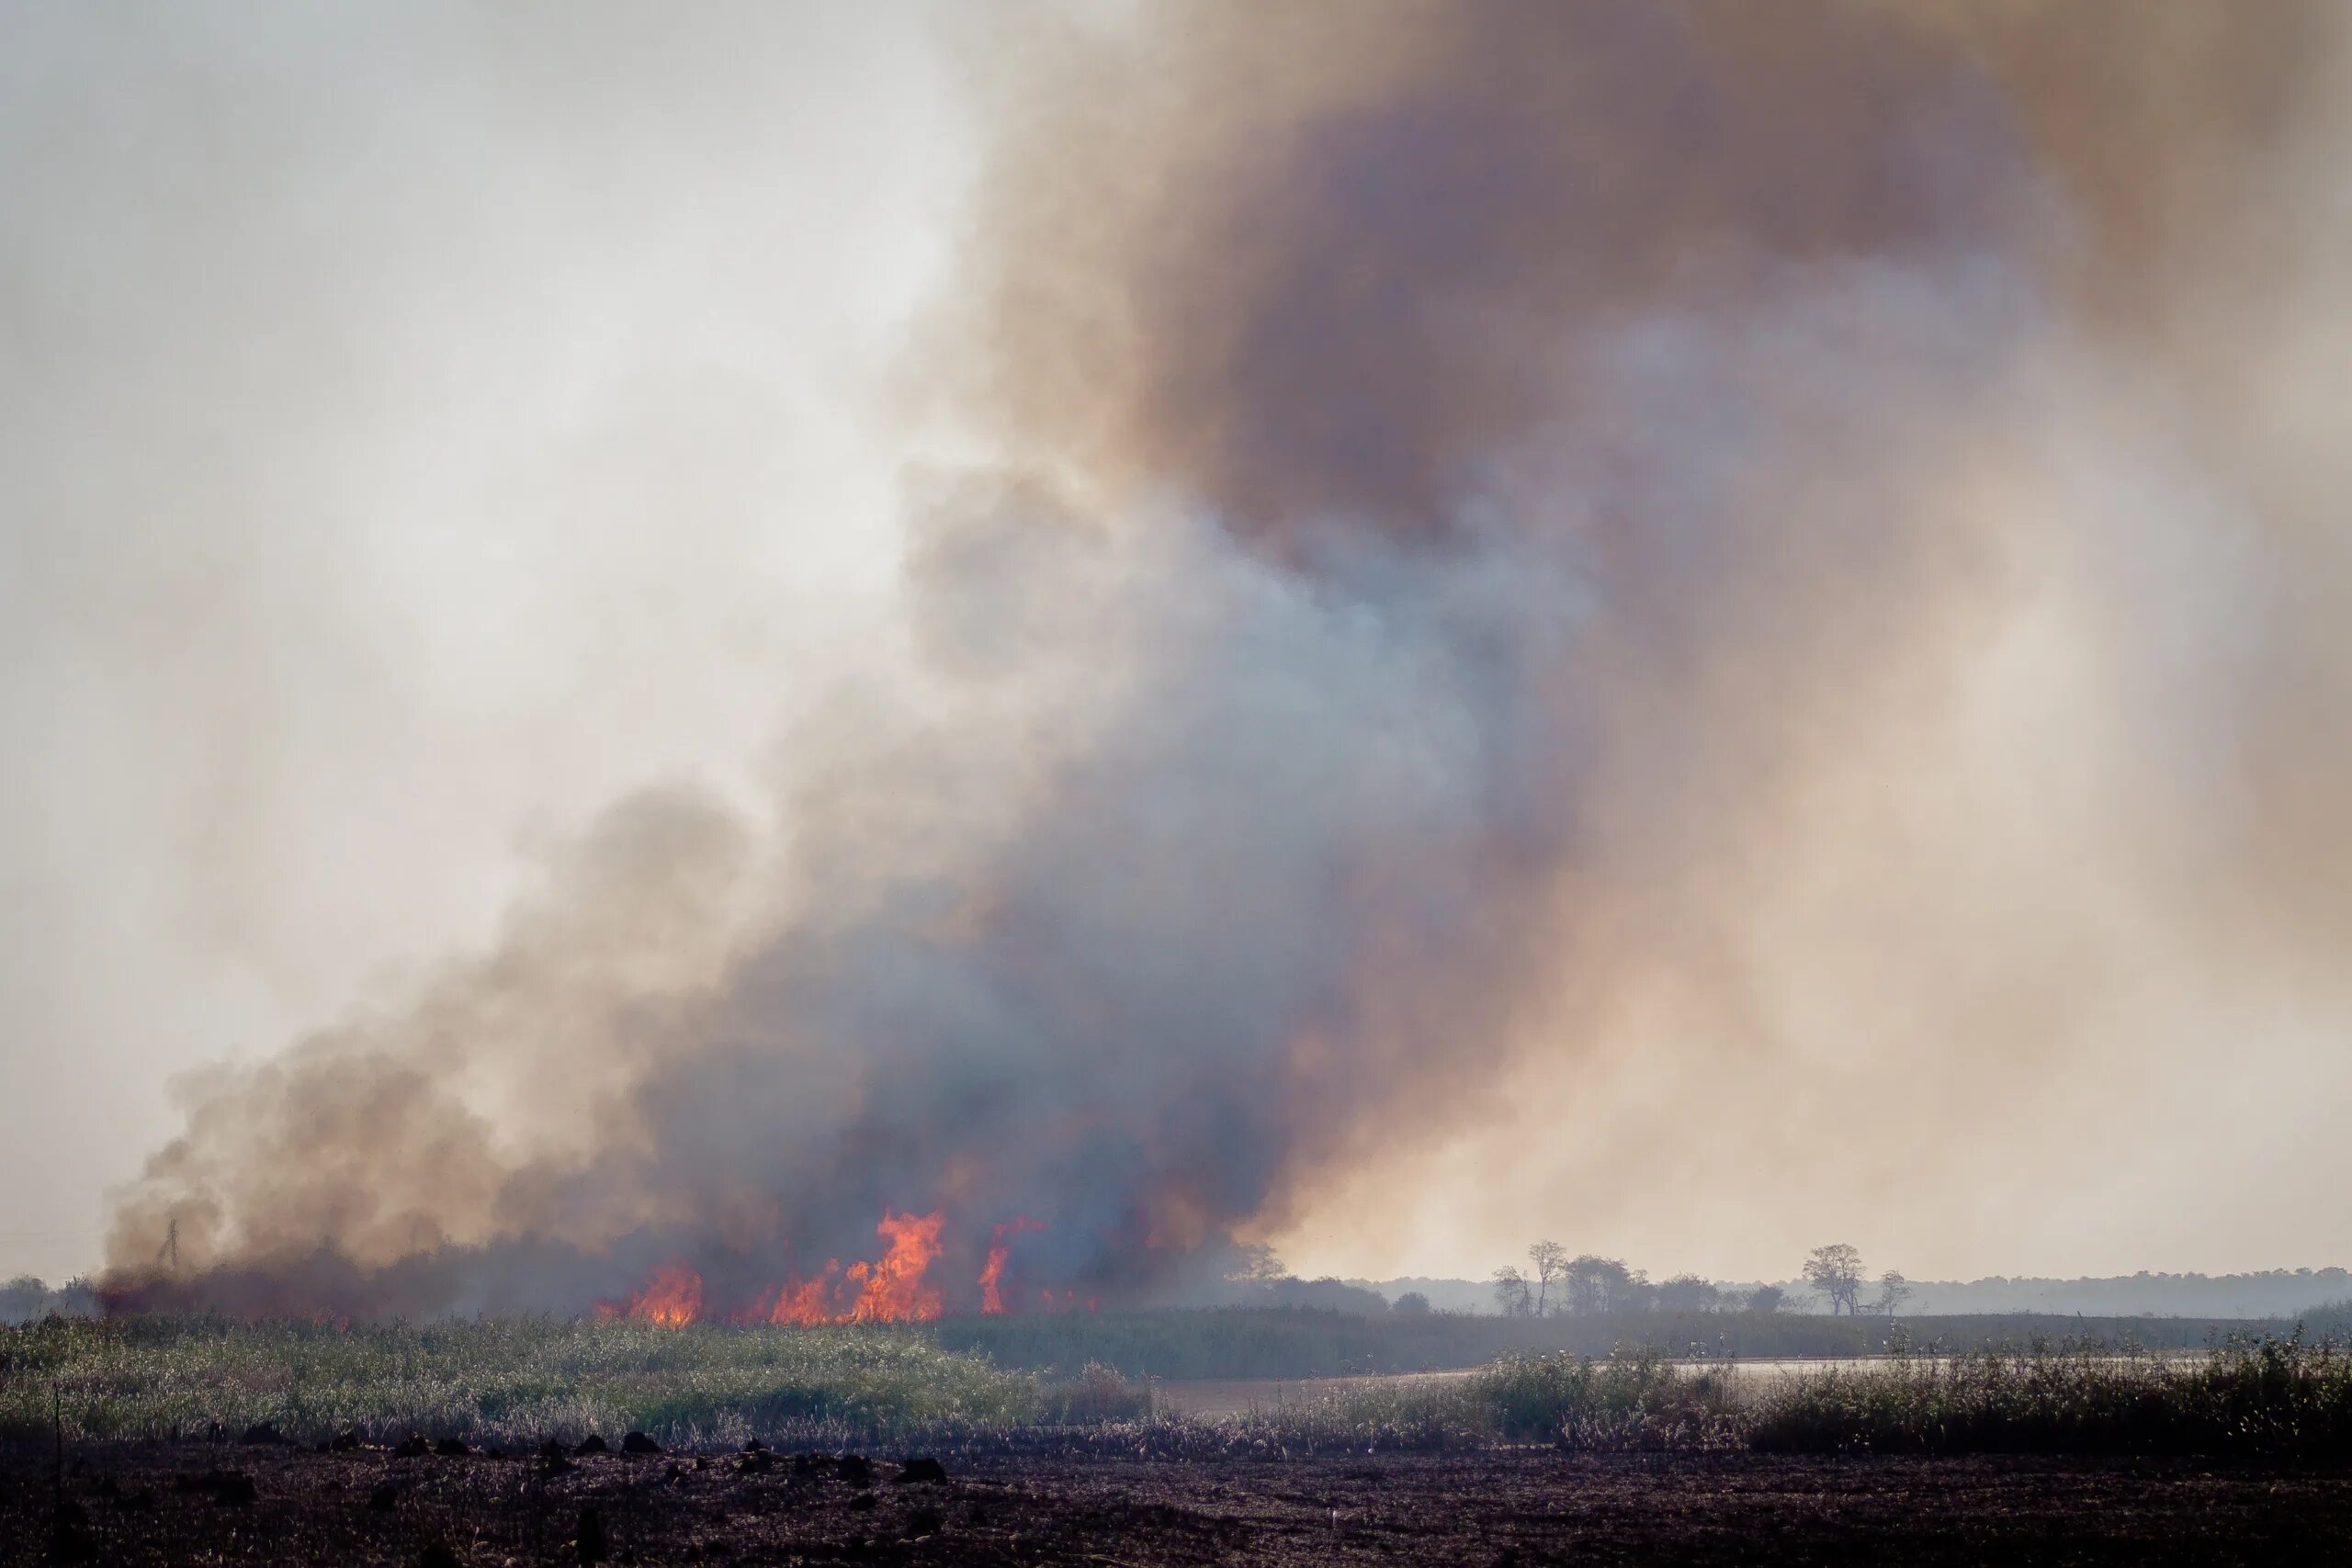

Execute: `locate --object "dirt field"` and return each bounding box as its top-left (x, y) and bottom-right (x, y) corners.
top-left (7, 1438), bottom-right (2350, 1565)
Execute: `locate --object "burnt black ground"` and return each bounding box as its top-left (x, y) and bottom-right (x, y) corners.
top-left (5, 1439), bottom-right (2349, 1565)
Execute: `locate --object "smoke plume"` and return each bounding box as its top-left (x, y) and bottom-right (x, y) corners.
top-left (104, 2), bottom-right (2352, 1314)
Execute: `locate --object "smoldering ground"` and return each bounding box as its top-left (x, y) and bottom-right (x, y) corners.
top-left (94, 1), bottom-right (2352, 1314)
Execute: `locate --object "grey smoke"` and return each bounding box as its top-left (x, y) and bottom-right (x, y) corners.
top-left (90, 1), bottom-right (2352, 1310)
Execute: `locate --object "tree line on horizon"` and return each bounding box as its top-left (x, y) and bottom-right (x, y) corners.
top-left (1482, 1242), bottom-right (1913, 1319)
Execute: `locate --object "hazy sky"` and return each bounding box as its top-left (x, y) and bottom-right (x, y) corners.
top-left (7, 3), bottom-right (2351, 1292)
top-left (0, 3), bottom-right (953, 1281)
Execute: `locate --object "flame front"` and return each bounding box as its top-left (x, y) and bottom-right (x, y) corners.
top-left (594, 1261), bottom-right (703, 1327)
top-left (758, 1209), bottom-right (947, 1325)
top-left (979, 1215), bottom-right (1046, 1314)
top-left (844, 1209), bottom-right (945, 1322)
top-left (600, 1210), bottom-right (1072, 1326)
top-left (757, 1268), bottom-right (838, 1325)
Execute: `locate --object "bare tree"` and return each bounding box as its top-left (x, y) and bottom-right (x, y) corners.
top-left (1874, 1270), bottom-right (1914, 1317)
top-left (1490, 1266), bottom-right (1533, 1318)
top-left (1803, 1244), bottom-right (1866, 1316)
top-left (1527, 1241), bottom-right (1569, 1317)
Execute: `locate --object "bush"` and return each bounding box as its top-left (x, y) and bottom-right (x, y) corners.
top-left (1043, 1362), bottom-right (1153, 1423)
top-left (1466, 1350), bottom-right (1745, 1449)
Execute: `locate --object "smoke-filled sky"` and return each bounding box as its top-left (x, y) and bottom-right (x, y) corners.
top-left (5, 2), bottom-right (2351, 1302)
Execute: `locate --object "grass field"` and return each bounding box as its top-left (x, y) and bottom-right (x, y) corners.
top-left (933, 1303), bottom-right (2273, 1380)
top-left (7, 1314), bottom-right (2352, 1458)
top-left (0, 1316), bottom-right (1054, 1450)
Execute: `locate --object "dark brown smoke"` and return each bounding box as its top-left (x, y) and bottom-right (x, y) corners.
top-left (955, 2), bottom-right (2331, 541)
top-left (105, 2), bottom-right (2352, 1313)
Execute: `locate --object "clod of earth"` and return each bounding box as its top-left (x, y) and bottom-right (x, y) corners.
top-left (896, 1456), bottom-right (947, 1484)
top-left (575, 1434), bottom-right (609, 1456)
top-left (622, 1430), bottom-right (662, 1454)
top-left (575, 1504), bottom-right (609, 1565)
top-left (49, 1501), bottom-right (96, 1566)
top-left (174, 1469), bottom-right (258, 1506)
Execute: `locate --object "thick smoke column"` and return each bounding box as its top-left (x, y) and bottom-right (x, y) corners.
top-left (106, 2), bottom-right (2352, 1314)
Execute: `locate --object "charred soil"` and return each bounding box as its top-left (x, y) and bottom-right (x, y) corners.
top-left (6, 1439), bottom-right (2351, 1565)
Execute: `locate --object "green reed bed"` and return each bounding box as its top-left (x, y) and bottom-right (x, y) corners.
top-left (1122, 1339), bottom-right (2352, 1456)
top-left (1190, 1350), bottom-right (1747, 1453)
top-left (0, 1315), bottom-right (1037, 1450)
top-left (6, 1318), bottom-right (2348, 1458)
top-left (1750, 1335), bottom-right (2352, 1455)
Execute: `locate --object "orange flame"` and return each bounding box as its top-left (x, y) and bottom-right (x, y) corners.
top-left (979, 1216), bottom-right (1046, 1314)
top-left (845, 1209), bottom-right (946, 1322)
top-left (594, 1261), bottom-right (704, 1327)
top-left (757, 1210), bottom-right (946, 1325)
top-left (598, 1208), bottom-right (1084, 1327)
top-left (757, 1265), bottom-right (841, 1325)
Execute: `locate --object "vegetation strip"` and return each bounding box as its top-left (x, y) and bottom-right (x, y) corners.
top-left (9, 1316), bottom-right (2352, 1457)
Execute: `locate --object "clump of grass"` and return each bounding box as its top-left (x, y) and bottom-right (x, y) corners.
top-left (1467, 1349), bottom-right (1747, 1450)
top-left (1040, 1361), bottom-right (1154, 1423)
